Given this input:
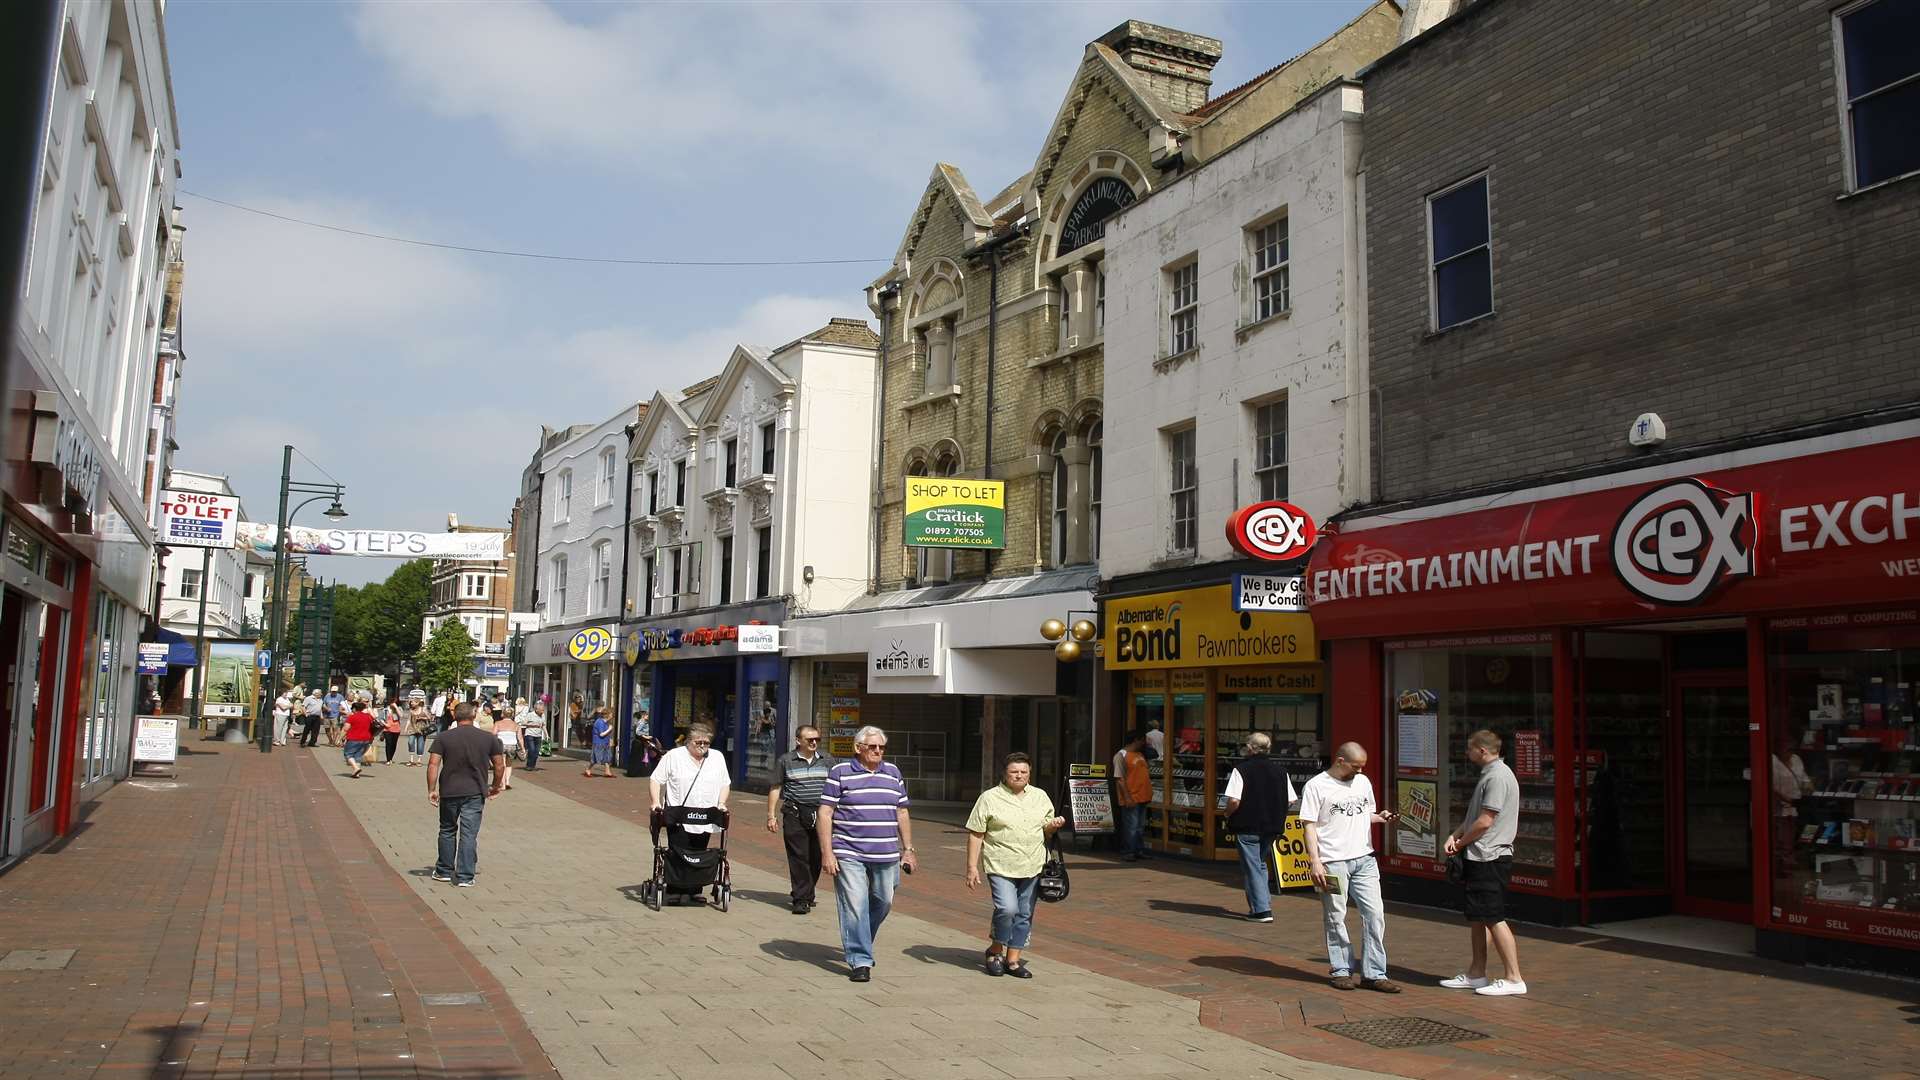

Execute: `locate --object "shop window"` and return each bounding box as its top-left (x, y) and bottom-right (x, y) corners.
top-left (745, 675), bottom-right (780, 791)
top-left (1213, 674), bottom-right (1323, 853)
top-left (1837, 0), bottom-right (1920, 190)
top-left (1766, 619), bottom-right (1920, 935)
top-left (1429, 173), bottom-right (1493, 330)
top-left (1386, 637), bottom-right (1556, 887)
top-left (1576, 632), bottom-right (1668, 893)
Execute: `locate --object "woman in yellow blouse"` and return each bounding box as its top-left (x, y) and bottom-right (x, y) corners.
top-left (965, 752), bottom-right (1066, 978)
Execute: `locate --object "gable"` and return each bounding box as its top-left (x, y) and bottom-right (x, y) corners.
top-left (698, 344), bottom-right (790, 436)
top-left (1025, 44), bottom-right (1183, 215)
top-left (892, 163), bottom-right (994, 272)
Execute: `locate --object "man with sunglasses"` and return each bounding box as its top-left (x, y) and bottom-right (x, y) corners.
top-left (767, 724), bottom-right (836, 914)
top-left (818, 725), bottom-right (917, 982)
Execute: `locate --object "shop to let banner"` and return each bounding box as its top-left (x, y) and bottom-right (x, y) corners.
top-left (903, 477), bottom-right (1005, 549)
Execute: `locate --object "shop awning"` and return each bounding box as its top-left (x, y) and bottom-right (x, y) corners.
top-left (152, 628), bottom-right (199, 666)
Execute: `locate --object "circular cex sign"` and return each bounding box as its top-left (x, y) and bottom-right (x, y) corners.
top-left (1226, 500), bottom-right (1318, 561)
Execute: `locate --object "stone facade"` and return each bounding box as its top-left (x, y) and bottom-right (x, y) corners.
top-left (867, 10), bottom-right (1403, 592)
top-left (1361, 0), bottom-right (1920, 506)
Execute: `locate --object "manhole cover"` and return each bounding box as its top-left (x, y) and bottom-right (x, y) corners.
top-left (0, 949), bottom-right (75, 971)
top-left (1317, 1016), bottom-right (1490, 1049)
top-left (420, 992), bottom-right (484, 1006)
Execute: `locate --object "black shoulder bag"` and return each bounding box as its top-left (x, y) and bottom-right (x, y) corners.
top-left (1036, 833), bottom-right (1070, 903)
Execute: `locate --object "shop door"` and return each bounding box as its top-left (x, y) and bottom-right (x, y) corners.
top-left (1674, 680), bottom-right (1752, 920)
top-left (0, 589), bottom-right (24, 858)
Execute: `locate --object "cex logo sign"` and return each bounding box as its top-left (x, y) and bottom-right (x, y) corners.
top-left (1226, 501), bottom-right (1318, 561)
top-left (1610, 479), bottom-right (1759, 604)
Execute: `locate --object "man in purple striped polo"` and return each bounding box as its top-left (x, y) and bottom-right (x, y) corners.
top-left (817, 724), bottom-right (918, 982)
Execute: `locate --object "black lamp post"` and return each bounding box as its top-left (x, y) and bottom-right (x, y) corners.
top-left (262, 444), bottom-right (347, 752)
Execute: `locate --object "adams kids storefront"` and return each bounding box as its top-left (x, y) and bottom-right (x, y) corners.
top-left (1101, 582), bottom-right (1321, 860)
top-left (1308, 426), bottom-right (1920, 973)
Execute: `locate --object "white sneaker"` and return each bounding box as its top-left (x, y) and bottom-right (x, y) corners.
top-left (1474, 979), bottom-right (1527, 996)
top-left (1439, 973), bottom-right (1489, 989)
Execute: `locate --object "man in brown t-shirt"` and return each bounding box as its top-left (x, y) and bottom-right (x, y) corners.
top-left (427, 703), bottom-right (505, 886)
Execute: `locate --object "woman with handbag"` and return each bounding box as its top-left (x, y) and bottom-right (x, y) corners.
top-left (379, 698), bottom-right (403, 764)
top-left (964, 752), bottom-right (1067, 979)
top-left (405, 698), bottom-right (434, 766)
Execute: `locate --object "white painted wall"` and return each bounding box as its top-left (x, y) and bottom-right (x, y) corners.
top-left (1099, 84), bottom-right (1369, 579)
top-left (158, 471), bottom-right (246, 636)
top-left (782, 341), bottom-right (878, 614)
top-left (534, 406), bottom-right (639, 628)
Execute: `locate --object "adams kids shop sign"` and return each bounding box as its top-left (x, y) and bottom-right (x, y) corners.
top-left (1308, 435), bottom-right (1920, 634)
top-left (1102, 584), bottom-right (1316, 670)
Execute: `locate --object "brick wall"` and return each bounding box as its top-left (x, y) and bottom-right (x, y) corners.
top-left (1362, 0), bottom-right (1920, 504)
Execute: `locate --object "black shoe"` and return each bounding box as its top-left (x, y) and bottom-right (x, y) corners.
top-left (985, 954), bottom-right (1006, 977)
top-left (1005, 961), bottom-right (1033, 979)
top-left (791, 900), bottom-right (808, 914)
top-left (849, 966), bottom-right (871, 983)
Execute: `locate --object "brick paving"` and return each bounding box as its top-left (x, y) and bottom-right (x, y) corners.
top-left (0, 738), bottom-right (557, 1079)
top-left (521, 765), bottom-right (1920, 1080)
top-left (324, 753), bottom-right (1380, 1080)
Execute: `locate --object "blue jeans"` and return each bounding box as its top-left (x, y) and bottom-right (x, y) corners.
top-left (1117, 804), bottom-right (1146, 855)
top-left (436, 794), bottom-right (485, 884)
top-left (407, 733), bottom-right (427, 758)
top-left (833, 858), bottom-right (899, 969)
top-left (1320, 854), bottom-right (1388, 980)
top-left (1236, 831), bottom-right (1282, 914)
top-left (524, 735), bottom-right (541, 769)
top-left (988, 874), bottom-right (1039, 949)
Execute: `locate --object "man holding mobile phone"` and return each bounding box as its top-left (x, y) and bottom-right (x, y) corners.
top-left (1299, 742), bottom-right (1400, 992)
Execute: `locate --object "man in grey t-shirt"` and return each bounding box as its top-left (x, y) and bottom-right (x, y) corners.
top-left (1440, 729), bottom-right (1527, 997)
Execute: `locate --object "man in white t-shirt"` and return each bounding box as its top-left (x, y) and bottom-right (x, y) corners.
top-left (1298, 742), bottom-right (1400, 993)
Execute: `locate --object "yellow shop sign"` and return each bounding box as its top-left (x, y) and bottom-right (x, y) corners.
top-left (1102, 584), bottom-right (1316, 670)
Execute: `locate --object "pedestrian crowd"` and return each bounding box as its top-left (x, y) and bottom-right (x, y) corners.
top-left (298, 689), bottom-right (1527, 997)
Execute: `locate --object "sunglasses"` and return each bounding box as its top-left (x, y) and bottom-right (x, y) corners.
top-left (799, 736), bottom-right (820, 742)
top-left (857, 744), bottom-right (887, 752)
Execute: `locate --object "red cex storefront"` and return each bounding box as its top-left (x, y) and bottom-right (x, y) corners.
top-left (1308, 426), bottom-right (1920, 972)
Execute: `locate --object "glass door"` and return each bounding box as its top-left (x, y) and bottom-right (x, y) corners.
top-left (1675, 681), bottom-right (1753, 919)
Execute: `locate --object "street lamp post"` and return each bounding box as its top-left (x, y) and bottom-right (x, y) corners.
top-left (262, 444), bottom-right (348, 753)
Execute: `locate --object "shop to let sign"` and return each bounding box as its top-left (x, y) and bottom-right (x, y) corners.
top-left (1066, 763), bottom-right (1114, 833)
top-left (903, 477), bottom-right (1005, 549)
top-left (157, 489), bottom-right (240, 549)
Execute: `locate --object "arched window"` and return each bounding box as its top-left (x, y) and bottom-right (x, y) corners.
top-left (1087, 421), bottom-right (1103, 560)
top-left (1050, 430), bottom-right (1069, 567)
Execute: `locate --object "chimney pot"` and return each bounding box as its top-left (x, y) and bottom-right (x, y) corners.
top-left (1096, 20), bottom-right (1224, 115)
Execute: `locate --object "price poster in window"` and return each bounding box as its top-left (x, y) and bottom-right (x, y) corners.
top-left (1395, 780), bottom-right (1438, 858)
top-left (1396, 711), bottom-right (1438, 774)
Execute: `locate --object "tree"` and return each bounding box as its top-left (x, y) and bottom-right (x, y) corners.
top-left (415, 619), bottom-right (476, 696)
top-left (329, 559), bottom-right (434, 678)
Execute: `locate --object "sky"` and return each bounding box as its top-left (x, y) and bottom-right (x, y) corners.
top-left (168, 0), bottom-right (1377, 586)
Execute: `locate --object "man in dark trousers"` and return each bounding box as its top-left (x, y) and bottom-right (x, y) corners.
top-left (427, 702), bottom-right (505, 887)
top-left (1223, 731), bottom-right (1298, 922)
top-left (767, 724), bottom-right (835, 914)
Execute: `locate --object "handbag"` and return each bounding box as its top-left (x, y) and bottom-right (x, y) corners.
top-left (1445, 851), bottom-right (1468, 884)
top-left (1036, 834), bottom-right (1070, 903)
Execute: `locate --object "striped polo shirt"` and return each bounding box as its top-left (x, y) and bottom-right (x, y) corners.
top-left (776, 749), bottom-right (835, 807)
top-left (821, 760), bottom-right (911, 863)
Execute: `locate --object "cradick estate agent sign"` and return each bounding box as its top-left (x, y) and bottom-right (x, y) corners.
top-left (904, 478), bottom-right (1005, 549)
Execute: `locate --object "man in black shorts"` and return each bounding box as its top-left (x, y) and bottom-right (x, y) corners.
top-left (1440, 729), bottom-right (1527, 996)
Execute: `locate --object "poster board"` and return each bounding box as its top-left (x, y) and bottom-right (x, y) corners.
top-left (204, 643), bottom-right (259, 720)
top-left (1394, 780), bottom-right (1438, 858)
top-left (132, 715), bottom-right (179, 765)
top-left (1270, 816), bottom-right (1314, 890)
top-left (1066, 763), bottom-right (1114, 833)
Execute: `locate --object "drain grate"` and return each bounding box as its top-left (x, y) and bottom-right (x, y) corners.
top-left (1317, 1016), bottom-right (1490, 1049)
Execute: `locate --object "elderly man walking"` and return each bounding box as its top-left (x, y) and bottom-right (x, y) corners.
top-left (818, 725), bottom-right (917, 982)
top-left (427, 703), bottom-right (506, 887)
top-left (1223, 731), bottom-right (1297, 922)
top-left (767, 724), bottom-right (835, 914)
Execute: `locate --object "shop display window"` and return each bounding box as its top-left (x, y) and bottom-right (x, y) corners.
top-left (1167, 672), bottom-right (1208, 851)
top-left (1578, 632), bottom-right (1668, 892)
top-left (1767, 622), bottom-right (1920, 931)
top-left (744, 677), bottom-right (780, 789)
top-left (1386, 637), bottom-right (1556, 886)
top-left (1213, 692), bottom-right (1322, 851)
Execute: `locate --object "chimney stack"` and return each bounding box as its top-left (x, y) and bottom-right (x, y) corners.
top-left (1096, 21), bottom-right (1223, 114)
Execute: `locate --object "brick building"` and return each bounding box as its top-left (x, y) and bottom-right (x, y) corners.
top-left (787, 11), bottom-right (1403, 804)
top-left (423, 516), bottom-right (515, 696)
top-left (1306, 0), bottom-right (1920, 973)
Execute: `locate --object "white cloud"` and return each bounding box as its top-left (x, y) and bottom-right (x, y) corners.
top-left (183, 194), bottom-right (497, 356)
top-left (349, 0), bottom-right (1233, 189)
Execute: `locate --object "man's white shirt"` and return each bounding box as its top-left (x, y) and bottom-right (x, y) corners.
top-left (1297, 771), bottom-right (1376, 862)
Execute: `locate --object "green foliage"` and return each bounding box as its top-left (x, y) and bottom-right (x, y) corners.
top-left (415, 618), bottom-right (476, 694)
top-left (329, 559), bottom-right (435, 676)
